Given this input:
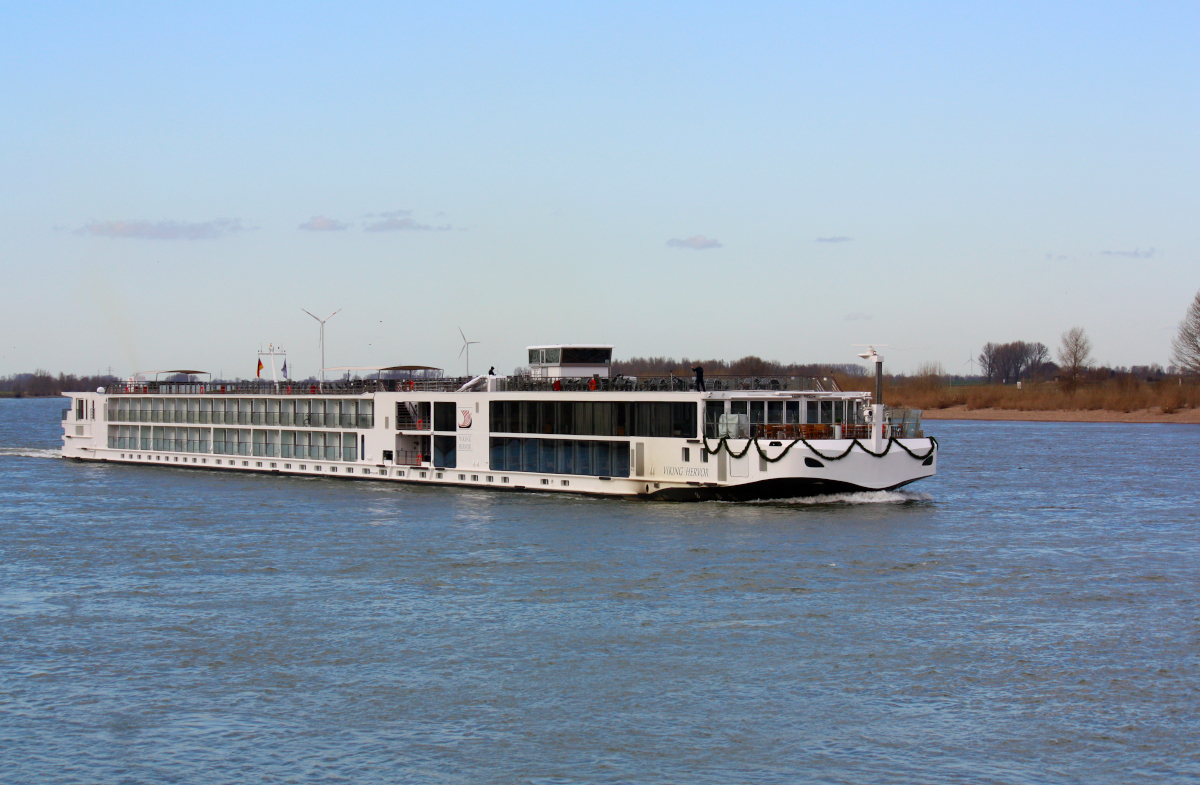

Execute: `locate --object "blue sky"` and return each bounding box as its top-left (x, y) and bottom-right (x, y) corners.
top-left (2, 2), bottom-right (1197, 377)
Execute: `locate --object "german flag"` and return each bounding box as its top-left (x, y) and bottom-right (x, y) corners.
top-left (257, 359), bottom-right (264, 378)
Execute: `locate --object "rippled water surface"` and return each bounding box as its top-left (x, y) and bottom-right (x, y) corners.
top-left (2, 397), bottom-right (1198, 783)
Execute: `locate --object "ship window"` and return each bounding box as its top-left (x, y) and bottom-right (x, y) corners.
top-left (561, 348), bottom-right (611, 364)
top-left (785, 401), bottom-right (800, 423)
top-left (682, 447), bottom-right (690, 462)
top-left (767, 401), bottom-right (783, 423)
top-left (434, 402), bottom-right (456, 432)
top-left (529, 349), bottom-right (542, 365)
top-left (544, 348), bottom-right (561, 363)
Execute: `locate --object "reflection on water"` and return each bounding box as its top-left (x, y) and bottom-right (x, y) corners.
top-left (1, 397), bottom-right (1198, 784)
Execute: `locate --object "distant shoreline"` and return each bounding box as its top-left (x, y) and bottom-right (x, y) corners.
top-left (921, 405), bottom-right (1200, 424)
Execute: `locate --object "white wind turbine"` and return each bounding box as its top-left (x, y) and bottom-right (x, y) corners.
top-left (302, 308), bottom-right (341, 383)
top-left (458, 327), bottom-right (480, 377)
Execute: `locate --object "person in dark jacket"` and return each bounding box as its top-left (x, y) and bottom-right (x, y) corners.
top-left (692, 365), bottom-right (706, 392)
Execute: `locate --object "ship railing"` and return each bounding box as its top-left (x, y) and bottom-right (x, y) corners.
top-left (494, 375), bottom-right (839, 393)
top-left (393, 450), bottom-right (426, 466)
top-left (395, 417), bottom-right (431, 431)
top-left (701, 422), bottom-right (908, 440)
top-left (106, 379), bottom-right (456, 396)
top-left (101, 375), bottom-right (843, 395)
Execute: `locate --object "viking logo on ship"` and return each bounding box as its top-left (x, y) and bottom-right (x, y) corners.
top-left (459, 409), bottom-right (473, 428)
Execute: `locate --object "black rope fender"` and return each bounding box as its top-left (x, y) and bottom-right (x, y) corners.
top-left (701, 434), bottom-right (938, 463)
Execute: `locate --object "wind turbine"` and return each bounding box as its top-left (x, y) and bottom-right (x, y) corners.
top-left (302, 308), bottom-right (341, 383)
top-left (964, 352), bottom-right (977, 376)
top-left (458, 327), bottom-right (480, 376)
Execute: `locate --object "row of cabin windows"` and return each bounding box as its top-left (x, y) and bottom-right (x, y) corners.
top-left (489, 401), bottom-right (696, 438)
top-left (704, 400), bottom-right (863, 425)
top-left (107, 397), bottom-right (373, 427)
top-left (489, 438), bottom-right (631, 477)
top-left (107, 425), bottom-right (359, 460)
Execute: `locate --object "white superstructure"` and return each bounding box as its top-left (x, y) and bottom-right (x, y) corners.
top-left (60, 345), bottom-right (936, 501)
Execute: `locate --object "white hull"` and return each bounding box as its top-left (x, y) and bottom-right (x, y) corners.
top-left (61, 382), bottom-right (936, 501)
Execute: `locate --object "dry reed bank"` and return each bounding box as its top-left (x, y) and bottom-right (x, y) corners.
top-left (836, 376), bottom-right (1200, 423)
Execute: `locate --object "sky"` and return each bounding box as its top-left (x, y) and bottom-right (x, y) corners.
top-left (2, 1), bottom-right (1197, 378)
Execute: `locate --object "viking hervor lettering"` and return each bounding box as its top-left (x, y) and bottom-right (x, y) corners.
top-left (663, 466), bottom-right (710, 477)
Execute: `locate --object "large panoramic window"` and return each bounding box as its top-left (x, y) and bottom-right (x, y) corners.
top-left (489, 437), bottom-right (630, 477)
top-left (560, 348), bottom-right (611, 364)
top-left (489, 401), bottom-right (695, 438)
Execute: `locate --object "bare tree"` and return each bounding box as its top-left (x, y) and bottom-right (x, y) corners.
top-left (1057, 327), bottom-right (1093, 395)
top-left (1170, 288), bottom-right (1200, 374)
top-left (978, 343), bottom-right (1000, 383)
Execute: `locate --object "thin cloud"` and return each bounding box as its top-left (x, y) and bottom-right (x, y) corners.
top-left (816, 236), bottom-right (852, 243)
top-left (844, 312), bottom-right (873, 321)
top-left (364, 209), bottom-right (413, 218)
top-left (1101, 248), bottom-right (1155, 259)
top-left (364, 216), bottom-right (451, 231)
top-left (298, 216), bottom-right (349, 231)
top-left (75, 218), bottom-right (246, 240)
top-left (667, 235), bottom-right (722, 250)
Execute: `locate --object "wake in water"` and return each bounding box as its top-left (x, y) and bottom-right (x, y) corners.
top-left (746, 490), bottom-right (933, 506)
top-left (0, 447), bottom-right (61, 460)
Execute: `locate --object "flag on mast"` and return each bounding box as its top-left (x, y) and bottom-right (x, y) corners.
top-left (257, 359), bottom-right (264, 378)
top-left (281, 359), bottom-right (288, 378)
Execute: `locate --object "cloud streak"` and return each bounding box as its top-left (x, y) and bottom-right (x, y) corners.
top-left (298, 216), bottom-right (349, 231)
top-left (74, 218), bottom-right (246, 240)
top-left (297, 214), bottom-right (350, 230)
top-left (364, 216), bottom-right (450, 231)
top-left (1101, 248), bottom-right (1155, 259)
top-left (667, 235), bottom-right (722, 250)
top-left (816, 236), bottom-right (851, 243)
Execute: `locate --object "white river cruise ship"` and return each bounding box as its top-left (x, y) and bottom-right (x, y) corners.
top-left (60, 345), bottom-right (936, 501)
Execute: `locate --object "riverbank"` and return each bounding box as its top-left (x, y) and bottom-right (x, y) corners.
top-left (921, 405), bottom-right (1200, 424)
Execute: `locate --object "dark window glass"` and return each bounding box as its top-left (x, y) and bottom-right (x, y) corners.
top-left (576, 440), bottom-right (592, 475)
top-left (820, 401), bottom-right (833, 424)
top-left (520, 401), bottom-right (537, 434)
top-left (490, 401), bottom-right (503, 431)
top-left (635, 403), bottom-right (652, 437)
top-left (489, 438), bottom-right (628, 477)
top-left (613, 443), bottom-right (630, 477)
top-left (705, 401), bottom-right (724, 438)
top-left (594, 441), bottom-right (610, 475)
top-left (573, 401), bottom-right (592, 435)
top-left (750, 401), bottom-right (765, 424)
top-left (434, 402), bottom-right (456, 432)
top-left (785, 401), bottom-right (800, 423)
top-left (671, 402), bottom-right (696, 438)
top-left (556, 402), bottom-right (573, 435)
top-left (593, 402), bottom-right (612, 436)
top-left (433, 435), bottom-right (457, 467)
top-left (767, 401), bottom-right (783, 423)
top-left (615, 402), bottom-right (628, 436)
top-left (730, 401), bottom-right (748, 417)
top-left (807, 400), bottom-right (818, 423)
top-left (561, 348), bottom-right (611, 364)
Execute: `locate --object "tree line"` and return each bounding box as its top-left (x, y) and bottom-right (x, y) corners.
top-left (0, 371), bottom-right (121, 397)
top-left (611, 355), bottom-right (867, 378)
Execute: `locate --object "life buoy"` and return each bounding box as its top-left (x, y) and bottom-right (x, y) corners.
top-left (588, 378), bottom-right (597, 391)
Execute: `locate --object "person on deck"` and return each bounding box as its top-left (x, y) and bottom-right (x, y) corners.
top-left (488, 366), bottom-right (495, 376)
top-left (692, 365), bottom-right (706, 392)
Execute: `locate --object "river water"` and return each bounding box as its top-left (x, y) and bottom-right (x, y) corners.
top-left (1, 397), bottom-right (1197, 784)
